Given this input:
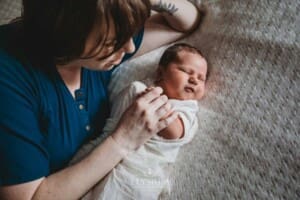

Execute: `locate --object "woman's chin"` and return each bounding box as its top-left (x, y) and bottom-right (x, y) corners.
top-left (102, 64), bottom-right (115, 71)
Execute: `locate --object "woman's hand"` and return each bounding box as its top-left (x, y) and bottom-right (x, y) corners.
top-left (111, 86), bottom-right (177, 152)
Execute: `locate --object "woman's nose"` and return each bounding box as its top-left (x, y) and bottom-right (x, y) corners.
top-left (123, 38), bottom-right (135, 54)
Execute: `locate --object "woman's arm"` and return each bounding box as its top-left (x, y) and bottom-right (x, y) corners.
top-left (150, 0), bottom-right (201, 32)
top-left (0, 87), bottom-right (177, 200)
top-left (135, 0), bottom-right (201, 56)
top-left (0, 136), bottom-right (127, 200)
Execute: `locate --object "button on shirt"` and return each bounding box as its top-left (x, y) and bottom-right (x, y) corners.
top-left (0, 23), bottom-right (144, 186)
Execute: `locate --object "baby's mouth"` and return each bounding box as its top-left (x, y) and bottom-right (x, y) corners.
top-left (184, 86), bottom-right (194, 93)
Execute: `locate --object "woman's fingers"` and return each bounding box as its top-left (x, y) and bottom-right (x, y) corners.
top-left (150, 94), bottom-right (168, 111)
top-left (113, 86), bottom-right (176, 151)
top-left (155, 100), bottom-right (173, 119)
top-left (140, 87), bottom-right (173, 120)
top-left (138, 87), bottom-right (163, 103)
top-left (157, 111), bottom-right (178, 132)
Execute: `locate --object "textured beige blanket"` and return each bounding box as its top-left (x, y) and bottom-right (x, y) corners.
top-left (1, 0), bottom-right (299, 199)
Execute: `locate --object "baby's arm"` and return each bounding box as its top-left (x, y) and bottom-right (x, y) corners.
top-left (158, 116), bottom-right (184, 139)
top-left (157, 100), bottom-right (198, 140)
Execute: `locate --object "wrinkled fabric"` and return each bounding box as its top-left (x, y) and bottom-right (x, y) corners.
top-left (74, 81), bottom-right (199, 200)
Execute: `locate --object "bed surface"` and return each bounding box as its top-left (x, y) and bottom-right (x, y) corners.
top-left (0, 0), bottom-right (299, 199)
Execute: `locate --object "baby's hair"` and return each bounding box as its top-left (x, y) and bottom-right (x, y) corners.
top-left (158, 43), bottom-right (209, 79)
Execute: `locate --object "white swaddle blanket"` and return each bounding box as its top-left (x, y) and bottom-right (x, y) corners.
top-left (76, 81), bottom-right (199, 200)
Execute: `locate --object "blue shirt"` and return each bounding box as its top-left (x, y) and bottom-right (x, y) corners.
top-left (0, 23), bottom-right (144, 186)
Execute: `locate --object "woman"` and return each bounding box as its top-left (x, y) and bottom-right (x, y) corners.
top-left (0, 0), bottom-right (200, 199)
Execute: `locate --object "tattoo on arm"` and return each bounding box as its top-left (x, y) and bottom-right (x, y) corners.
top-left (152, 0), bottom-right (179, 15)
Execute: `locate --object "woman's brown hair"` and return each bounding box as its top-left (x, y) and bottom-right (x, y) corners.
top-left (21, 0), bottom-right (151, 65)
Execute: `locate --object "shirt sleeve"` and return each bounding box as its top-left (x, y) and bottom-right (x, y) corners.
top-left (169, 100), bottom-right (199, 142)
top-left (0, 52), bottom-right (49, 186)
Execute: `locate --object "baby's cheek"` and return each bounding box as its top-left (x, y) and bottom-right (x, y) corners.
top-left (196, 86), bottom-right (205, 100)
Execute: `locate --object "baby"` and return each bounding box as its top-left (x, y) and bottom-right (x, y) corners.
top-left (73, 43), bottom-right (208, 200)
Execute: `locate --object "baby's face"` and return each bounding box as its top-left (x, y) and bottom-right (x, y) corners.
top-left (159, 51), bottom-right (207, 100)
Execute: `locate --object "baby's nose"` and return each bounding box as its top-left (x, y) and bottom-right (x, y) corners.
top-left (189, 76), bottom-right (198, 84)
